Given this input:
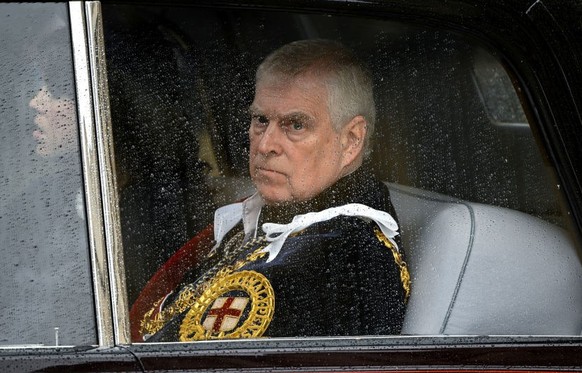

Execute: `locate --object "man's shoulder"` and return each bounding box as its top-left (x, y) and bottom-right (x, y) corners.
top-left (289, 215), bottom-right (388, 254)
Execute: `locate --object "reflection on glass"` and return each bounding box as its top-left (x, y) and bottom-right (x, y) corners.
top-left (0, 4), bottom-right (96, 346)
top-left (102, 4), bottom-right (582, 341)
top-left (30, 86), bottom-right (77, 158)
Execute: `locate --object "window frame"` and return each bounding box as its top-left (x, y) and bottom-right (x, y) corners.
top-left (70, 0), bottom-right (128, 346)
top-left (90, 0), bottom-right (582, 346)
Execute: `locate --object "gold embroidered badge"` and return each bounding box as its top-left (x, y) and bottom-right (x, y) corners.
top-left (140, 240), bottom-right (269, 340)
top-left (179, 270), bottom-right (275, 341)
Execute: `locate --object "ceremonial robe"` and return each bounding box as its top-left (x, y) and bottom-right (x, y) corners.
top-left (132, 167), bottom-right (409, 341)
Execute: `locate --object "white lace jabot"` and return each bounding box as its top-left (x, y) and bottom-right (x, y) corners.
top-left (212, 197), bottom-right (399, 263)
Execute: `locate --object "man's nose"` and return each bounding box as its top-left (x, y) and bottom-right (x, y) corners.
top-left (256, 122), bottom-right (284, 155)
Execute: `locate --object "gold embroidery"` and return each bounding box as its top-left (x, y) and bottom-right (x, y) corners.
top-left (179, 270), bottom-right (275, 341)
top-left (139, 237), bottom-right (269, 339)
top-left (374, 227), bottom-right (411, 301)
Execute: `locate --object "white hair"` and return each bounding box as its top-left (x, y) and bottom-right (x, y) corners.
top-left (256, 39), bottom-right (376, 156)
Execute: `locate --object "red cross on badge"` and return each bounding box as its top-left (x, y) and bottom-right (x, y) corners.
top-left (203, 296), bottom-right (249, 333)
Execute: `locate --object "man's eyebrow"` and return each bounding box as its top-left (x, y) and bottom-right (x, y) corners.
top-left (281, 112), bottom-right (314, 123)
top-left (248, 105), bottom-right (263, 116)
top-left (248, 107), bottom-right (314, 124)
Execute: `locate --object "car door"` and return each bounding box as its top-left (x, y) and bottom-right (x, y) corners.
top-left (1, 1), bottom-right (581, 372)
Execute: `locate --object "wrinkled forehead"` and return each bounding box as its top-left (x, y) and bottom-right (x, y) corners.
top-left (254, 71), bottom-right (329, 102)
top-left (251, 73), bottom-right (330, 117)
top-left (256, 67), bottom-right (330, 91)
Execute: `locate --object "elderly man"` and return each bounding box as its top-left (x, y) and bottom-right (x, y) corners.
top-left (130, 39), bottom-right (409, 342)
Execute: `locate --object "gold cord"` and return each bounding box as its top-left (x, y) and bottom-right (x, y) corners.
top-left (374, 227), bottom-right (411, 302)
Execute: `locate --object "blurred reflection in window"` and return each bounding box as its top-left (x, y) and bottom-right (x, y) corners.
top-left (104, 8), bottom-right (215, 304)
top-left (0, 4), bottom-right (96, 346)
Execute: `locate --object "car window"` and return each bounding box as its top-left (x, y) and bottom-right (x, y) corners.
top-left (101, 4), bottom-right (582, 341)
top-left (0, 3), bottom-right (97, 346)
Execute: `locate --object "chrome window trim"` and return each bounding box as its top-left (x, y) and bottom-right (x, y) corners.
top-left (85, 0), bottom-right (130, 345)
top-left (69, 0), bottom-right (115, 346)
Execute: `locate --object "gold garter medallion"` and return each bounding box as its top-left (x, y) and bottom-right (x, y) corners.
top-left (179, 270), bottom-right (275, 341)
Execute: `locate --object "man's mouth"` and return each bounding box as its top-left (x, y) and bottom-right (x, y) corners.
top-left (255, 167), bottom-right (285, 177)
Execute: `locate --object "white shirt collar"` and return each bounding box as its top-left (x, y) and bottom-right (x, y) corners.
top-left (212, 192), bottom-right (264, 250)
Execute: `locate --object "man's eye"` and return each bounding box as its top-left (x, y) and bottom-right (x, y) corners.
top-left (253, 115), bottom-right (269, 126)
top-left (290, 121), bottom-right (305, 131)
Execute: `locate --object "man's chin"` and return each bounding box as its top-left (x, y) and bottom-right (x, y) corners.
top-left (256, 189), bottom-right (294, 206)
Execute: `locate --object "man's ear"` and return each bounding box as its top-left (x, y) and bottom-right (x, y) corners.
top-left (340, 115), bottom-right (367, 169)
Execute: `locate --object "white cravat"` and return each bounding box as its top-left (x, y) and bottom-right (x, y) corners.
top-left (212, 198), bottom-right (399, 263)
top-left (261, 203), bottom-right (399, 262)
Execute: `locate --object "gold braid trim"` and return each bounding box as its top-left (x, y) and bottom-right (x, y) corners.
top-left (140, 237), bottom-right (268, 338)
top-left (374, 227), bottom-right (411, 302)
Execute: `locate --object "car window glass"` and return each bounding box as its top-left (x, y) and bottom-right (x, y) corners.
top-left (0, 3), bottom-right (96, 347)
top-left (101, 4), bottom-right (582, 340)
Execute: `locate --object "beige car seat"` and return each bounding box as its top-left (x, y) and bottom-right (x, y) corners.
top-left (387, 183), bottom-right (582, 335)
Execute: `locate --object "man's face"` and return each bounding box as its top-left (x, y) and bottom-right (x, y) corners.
top-left (249, 73), bottom-right (349, 205)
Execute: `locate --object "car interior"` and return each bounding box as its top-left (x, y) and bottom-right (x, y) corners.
top-left (101, 4), bottom-right (582, 337)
